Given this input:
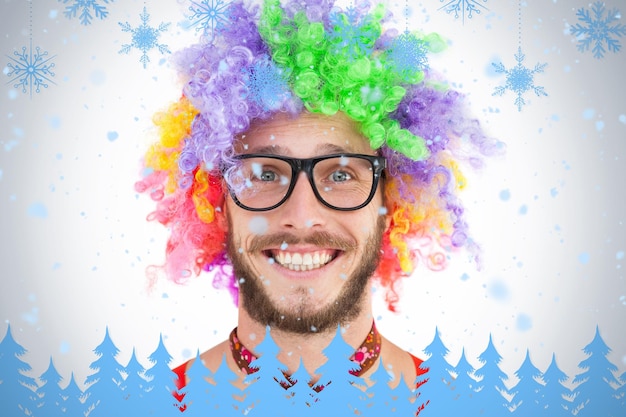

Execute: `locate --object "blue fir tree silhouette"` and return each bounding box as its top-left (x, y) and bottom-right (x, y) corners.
top-left (509, 349), bottom-right (544, 416)
top-left (0, 324), bottom-right (39, 417)
top-left (36, 357), bottom-right (65, 417)
top-left (83, 326), bottom-right (125, 417)
top-left (242, 326), bottom-right (291, 416)
top-left (178, 350), bottom-right (214, 415)
top-left (211, 353), bottom-right (246, 416)
top-left (143, 334), bottom-right (180, 416)
top-left (473, 333), bottom-right (510, 416)
top-left (120, 348), bottom-right (149, 415)
top-left (365, 362), bottom-right (396, 415)
top-left (285, 357), bottom-right (316, 417)
top-left (61, 372), bottom-right (86, 416)
top-left (540, 353), bottom-right (574, 417)
top-left (447, 347), bottom-right (480, 416)
top-left (617, 370), bottom-right (626, 411)
top-left (572, 326), bottom-right (622, 417)
top-left (414, 326), bottom-right (454, 416)
top-left (389, 372), bottom-right (419, 415)
top-left (312, 325), bottom-right (366, 415)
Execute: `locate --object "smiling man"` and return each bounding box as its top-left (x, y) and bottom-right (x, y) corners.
top-left (219, 111), bottom-right (422, 386)
top-left (137, 0), bottom-right (498, 404)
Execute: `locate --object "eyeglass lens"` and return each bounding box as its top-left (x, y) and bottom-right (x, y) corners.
top-left (228, 155), bottom-right (379, 210)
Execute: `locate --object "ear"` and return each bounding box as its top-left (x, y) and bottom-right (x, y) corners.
top-left (380, 200), bottom-right (392, 234)
top-left (380, 177), bottom-right (392, 232)
top-left (216, 195), bottom-right (229, 231)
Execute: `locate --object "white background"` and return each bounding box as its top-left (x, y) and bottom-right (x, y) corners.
top-left (1, 0), bottom-right (625, 390)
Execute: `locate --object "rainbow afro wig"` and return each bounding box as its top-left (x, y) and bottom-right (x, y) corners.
top-left (136, 0), bottom-right (502, 311)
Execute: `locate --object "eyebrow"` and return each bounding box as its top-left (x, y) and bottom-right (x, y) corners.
top-left (245, 143), bottom-right (356, 156)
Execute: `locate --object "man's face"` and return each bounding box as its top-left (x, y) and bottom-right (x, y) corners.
top-left (225, 112), bottom-right (386, 334)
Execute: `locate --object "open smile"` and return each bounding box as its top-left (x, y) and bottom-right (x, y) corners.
top-left (264, 249), bottom-right (339, 271)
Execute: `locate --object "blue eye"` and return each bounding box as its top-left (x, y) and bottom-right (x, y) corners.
top-left (250, 162), bottom-right (280, 182)
top-left (259, 171), bottom-right (277, 181)
top-left (330, 170), bottom-right (351, 182)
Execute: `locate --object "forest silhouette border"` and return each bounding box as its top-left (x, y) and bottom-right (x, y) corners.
top-left (1, 324), bottom-right (625, 416)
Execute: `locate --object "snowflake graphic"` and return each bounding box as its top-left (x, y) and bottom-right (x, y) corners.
top-left (119, 7), bottom-right (171, 69)
top-left (438, 0), bottom-right (488, 24)
top-left (59, 0), bottom-right (114, 26)
top-left (492, 47), bottom-right (547, 112)
top-left (5, 42), bottom-right (56, 97)
top-left (187, 0), bottom-right (232, 40)
top-left (328, 6), bottom-right (378, 60)
top-left (244, 57), bottom-right (292, 112)
top-left (570, 1), bottom-right (626, 59)
top-left (387, 31), bottom-right (429, 82)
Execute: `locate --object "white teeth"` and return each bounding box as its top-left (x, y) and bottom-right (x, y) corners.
top-left (272, 251), bottom-right (334, 270)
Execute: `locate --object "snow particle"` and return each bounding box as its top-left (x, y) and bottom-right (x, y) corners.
top-left (582, 108), bottom-right (595, 119)
top-left (516, 313), bottom-right (533, 331)
top-left (488, 280), bottom-right (510, 301)
top-left (595, 120), bottom-right (605, 132)
top-left (90, 69), bottom-right (106, 85)
top-left (107, 131), bottom-right (119, 142)
top-left (27, 202), bottom-right (48, 218)
top-left (248, 216), bottom-right (269, 235)
top-left (578, 252), bottom-right (590, 265)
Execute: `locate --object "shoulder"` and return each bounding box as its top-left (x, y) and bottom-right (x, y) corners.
top-left (379, 336), bottom-right (425, 389)
top-left (173, 340), bottom-right (232, 388)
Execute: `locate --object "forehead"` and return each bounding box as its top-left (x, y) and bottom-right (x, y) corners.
top-left (236, 112), bottom-right (375, 156)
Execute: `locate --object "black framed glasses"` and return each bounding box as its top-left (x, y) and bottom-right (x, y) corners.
top-left (224, 153), bottom-right (386, 211)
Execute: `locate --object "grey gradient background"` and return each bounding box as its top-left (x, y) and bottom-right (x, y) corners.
top-left (1, 0), bottom-right (625, 390)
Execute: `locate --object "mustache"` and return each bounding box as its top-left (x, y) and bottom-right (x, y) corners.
top-left (248, 231), bottom-right (358, 253)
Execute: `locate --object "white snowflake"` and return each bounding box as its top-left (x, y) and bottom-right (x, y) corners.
top-left (119, 7), bottom-right (171, 69)
top-left (5, 42), bottom-right (56, 97)
top-left (187, 0), bottom-right (232, 40)
top-left (58, 0), bottom-right (114, 26)
top-left (438, 0), bottom-right (488, 24)
top-left (492, 47), bottom-right (547, 112)
top-left (570, 1), bottom-right (626, 59)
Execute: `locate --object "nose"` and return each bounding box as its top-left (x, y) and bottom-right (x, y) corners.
top-left (278, 172), bottom-right (326, 229)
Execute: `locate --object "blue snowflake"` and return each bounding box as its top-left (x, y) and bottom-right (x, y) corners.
top-left (187, 0), bottom-right (232, 40)
top-left (328, 6), bottom-right (378, 60)
top-left (118, 7), bottom-right (171, 69)
top-left (58, 0), bottom-right (114, 26)
top-left (570, 1), bottom-right (626, 59)
top-left (438, 0), bottom-right (488, 24)
top-left (244, 57), bottom-right (292, 112)
top-left (5, 42), bottom-right (56, 97)
top-left (492, 47), bottom-right (547, 112)
top-left (387, 32), bottom-right (429, 82)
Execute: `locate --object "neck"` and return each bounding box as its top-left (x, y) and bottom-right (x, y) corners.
top-left (236, 293), bottom-right (374, 378)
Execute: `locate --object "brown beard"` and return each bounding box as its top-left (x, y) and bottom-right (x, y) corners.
top-left (227, 215), bottom-right (386, 335)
